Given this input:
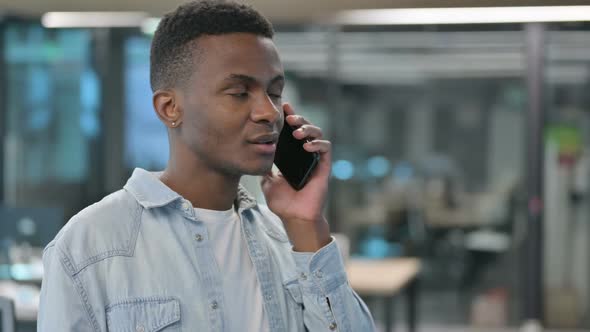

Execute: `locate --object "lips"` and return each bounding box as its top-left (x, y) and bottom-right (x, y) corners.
top-left (248, 132), bottom-right (279, 155)
top-left (249, 132), bottom-right (279, 145)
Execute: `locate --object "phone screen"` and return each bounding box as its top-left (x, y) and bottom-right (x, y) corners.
top-left (273, 115), bottom-right (320, 190)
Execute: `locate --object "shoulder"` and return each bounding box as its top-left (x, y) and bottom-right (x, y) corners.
top-left (46, 189), bottom-right (143, 275)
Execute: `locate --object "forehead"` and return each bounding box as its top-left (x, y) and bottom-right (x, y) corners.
top-left (194, 33), bottom-right (283, 83)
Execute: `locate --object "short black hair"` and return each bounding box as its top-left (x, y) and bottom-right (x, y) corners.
top-left (150, 0), bottom-right (275, 92)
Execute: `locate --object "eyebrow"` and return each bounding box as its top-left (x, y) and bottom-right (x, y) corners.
top-left (225, 73), bottom-right (285, 86)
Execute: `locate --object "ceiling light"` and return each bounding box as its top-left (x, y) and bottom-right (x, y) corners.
top-left (42, 12), bottom-right (148, 28)
top-left (334, 6), bottom-right (590, 25)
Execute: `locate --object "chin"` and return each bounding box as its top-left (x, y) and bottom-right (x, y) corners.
top-left (242, 162), bottom-right (274, 176)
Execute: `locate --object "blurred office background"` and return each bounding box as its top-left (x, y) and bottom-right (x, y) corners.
top-left (1, 0), bottom-right (590, 331)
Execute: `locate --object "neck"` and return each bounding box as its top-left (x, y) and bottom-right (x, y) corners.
top-left (160, 147), bottom-right (240, 211)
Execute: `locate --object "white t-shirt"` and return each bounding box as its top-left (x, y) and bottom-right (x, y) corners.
top-left (194, 205), bottom-right (270, 332)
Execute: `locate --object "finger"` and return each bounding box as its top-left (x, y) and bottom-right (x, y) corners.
top-left (283, 103), bottom-right (307, 127)
top-left (293, 125), bottom-right (323, 140)
top-left (283, 103), bottom-right (296, 116)
top-left (303, 140), bottom-right (331, 154)
top-left (286, 114), bottom-right (308, 127)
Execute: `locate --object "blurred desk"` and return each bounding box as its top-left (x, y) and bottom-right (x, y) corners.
top-left (347, 258), bottom-right (421, 332)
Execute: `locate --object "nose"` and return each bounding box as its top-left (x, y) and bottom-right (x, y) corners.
top-left (250, 93), bottom-right (281, 126)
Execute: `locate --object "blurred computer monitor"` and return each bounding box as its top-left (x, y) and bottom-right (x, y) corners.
top-left (0, 207), bottom-right (63, 248)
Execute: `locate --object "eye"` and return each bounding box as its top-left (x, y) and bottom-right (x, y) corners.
top-left (268, 93), bottom-right (282, 100)
top-left (231, 92), bottom-right (249, 98)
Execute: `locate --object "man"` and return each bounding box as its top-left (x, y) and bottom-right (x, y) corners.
top-left (38, 1), bottom-right (375, 331)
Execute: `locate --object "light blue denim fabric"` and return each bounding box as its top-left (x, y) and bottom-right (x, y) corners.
top-left (38, 168), bottom-right (375, 331)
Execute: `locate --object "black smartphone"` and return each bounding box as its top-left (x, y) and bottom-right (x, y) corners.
top-left (274, 113), bottom-right (320, 190)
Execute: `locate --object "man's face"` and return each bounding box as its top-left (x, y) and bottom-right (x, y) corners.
top-left (177, 33), bottom-right (285, 177)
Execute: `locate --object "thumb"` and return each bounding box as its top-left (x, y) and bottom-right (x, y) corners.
top-left (260, 170), bottom-right (276, 192)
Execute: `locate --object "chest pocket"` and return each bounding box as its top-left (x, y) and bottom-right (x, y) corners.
top-left (106, 296), bottom-right (181, 332)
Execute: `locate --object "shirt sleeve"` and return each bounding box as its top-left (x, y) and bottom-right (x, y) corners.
top-left (37, 244), bottom-right (96, 332)
top-left (291, 237), bottom-right (377, 331)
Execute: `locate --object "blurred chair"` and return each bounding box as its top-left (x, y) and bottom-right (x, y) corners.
top-left (0, 296), bottom-right (16, 332)
top-left (462, 184), bottom-right (517, 289)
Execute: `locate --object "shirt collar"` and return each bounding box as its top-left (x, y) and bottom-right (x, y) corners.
top-left (124, 168), bottom-right (258, 211)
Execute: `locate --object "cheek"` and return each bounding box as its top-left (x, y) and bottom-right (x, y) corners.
top-left (188, 111), bottom-right (245, 150)
top-left (192, 121), bottom-right (223, 149)
top-left (181, 107), bottom-right (216, 148)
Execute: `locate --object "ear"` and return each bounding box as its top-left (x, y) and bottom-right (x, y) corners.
top-left (153, 89), bottom-right (183, 128)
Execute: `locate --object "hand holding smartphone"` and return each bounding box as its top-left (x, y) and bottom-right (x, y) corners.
top-left (273, 112), bottom-right (320, 190)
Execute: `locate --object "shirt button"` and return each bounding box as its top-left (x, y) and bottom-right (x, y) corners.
top-left (181, 201), bottom-right (191, 211)
top-left (210, 301), bottom-right (218, 310)
top-left (315, 270), bottom-right (324, 279)
top-left (300, 272), bottom-right (307, 280)
top-left (265, 294), bottom-right (272, 301)
top-left (329, 322), bottom-right (337, 330)
top-left (136, 325), bottom-right (145, 332)
top-left (195, 234), bottom-right (203, 242)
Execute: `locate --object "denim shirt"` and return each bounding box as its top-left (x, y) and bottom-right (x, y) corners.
top-left (38, 168), bottom-right (376, 332)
